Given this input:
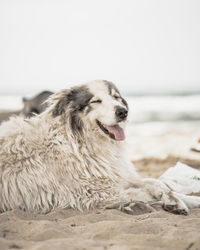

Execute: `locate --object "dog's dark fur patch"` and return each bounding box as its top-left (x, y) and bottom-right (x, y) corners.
top-left (104, 80), bottom-right (120, 96)
top-left (52, 86), bottom-right (93, 134)
top-left (70, 86), bottom-right (94, 112)
top-left (70, 111), bottom-right (84, 133)
top-left (121, 98), bottom-right (128, 109)
top-left (85, 105), bottom-right (93, 115)
top-left (52, 96), bottom-right (70, 117)
top-left (53, 86), bottom-right (93, 116)
top-left (104, 80), bottom-right (128, 109)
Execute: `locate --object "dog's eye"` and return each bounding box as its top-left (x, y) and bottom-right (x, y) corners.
top-left (90, 100), bottom-right (102, 104)
top-left (114, 95), bottom-right (120, 100)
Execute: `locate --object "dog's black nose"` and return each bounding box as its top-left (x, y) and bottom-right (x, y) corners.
top-left (115, 107), bottom-right (128, 121)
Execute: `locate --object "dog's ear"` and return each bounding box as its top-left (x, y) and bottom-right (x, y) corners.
top-left (52, 86), bottom-right (93, 117)
top-left (52, 90), bottom-right (70, 117)
top-left (52, 96), bottom-right (70, 117)
top-left (70, 111), bottom-right (84, 133)
top-left (52, 86), bottom-right (93, 136)
top-left (51, 88), bottom-right (85, 135)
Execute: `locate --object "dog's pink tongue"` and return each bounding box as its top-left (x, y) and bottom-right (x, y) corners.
top-left (104, 124), bottom-right (125, 141)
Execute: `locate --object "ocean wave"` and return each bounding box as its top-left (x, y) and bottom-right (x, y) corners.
top-left (0, 94), bottom-right (200, 123)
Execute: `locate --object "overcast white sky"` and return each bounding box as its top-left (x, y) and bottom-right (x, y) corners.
top-left (0, 0), bottom-right (200, 95)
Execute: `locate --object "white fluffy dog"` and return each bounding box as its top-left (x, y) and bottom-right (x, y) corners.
top-left (0, 80), bottom-right (200, 214)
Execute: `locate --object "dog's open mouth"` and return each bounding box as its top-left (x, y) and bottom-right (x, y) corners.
top-left (96, 120), bottom-right (125, 141)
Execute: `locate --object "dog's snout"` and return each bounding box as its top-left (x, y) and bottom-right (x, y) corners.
top-left (115, 106), bottom-right (128, 121)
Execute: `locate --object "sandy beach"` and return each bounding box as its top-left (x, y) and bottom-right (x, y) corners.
top-left (0, 111), bottom-right (200, 250)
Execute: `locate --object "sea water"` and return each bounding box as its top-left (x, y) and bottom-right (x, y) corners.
top-left (0, 94), bottom-right (200, 135)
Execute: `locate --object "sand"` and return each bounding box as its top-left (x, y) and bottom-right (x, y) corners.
top-left (0, 111), bottom-right (200, 250)
top-left (1, 208), bottom-right (200, 250)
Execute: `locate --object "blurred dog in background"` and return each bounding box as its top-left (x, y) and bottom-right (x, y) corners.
top-left (22, 90), bottom-right (53, 117)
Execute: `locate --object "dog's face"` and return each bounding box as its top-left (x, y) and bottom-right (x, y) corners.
top-left (52, 80), bottom-right (128, 141)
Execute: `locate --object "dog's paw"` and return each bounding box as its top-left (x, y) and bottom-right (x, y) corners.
top-left (163, 204), bottom-right (188, 215)
top-left (142, 178), bottom-right (189, 215)
top-left (105, 201), bottom-right (155, 215)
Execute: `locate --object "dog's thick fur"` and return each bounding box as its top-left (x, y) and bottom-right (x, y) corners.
top-left (0, 80), bottom-right (200, 214)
